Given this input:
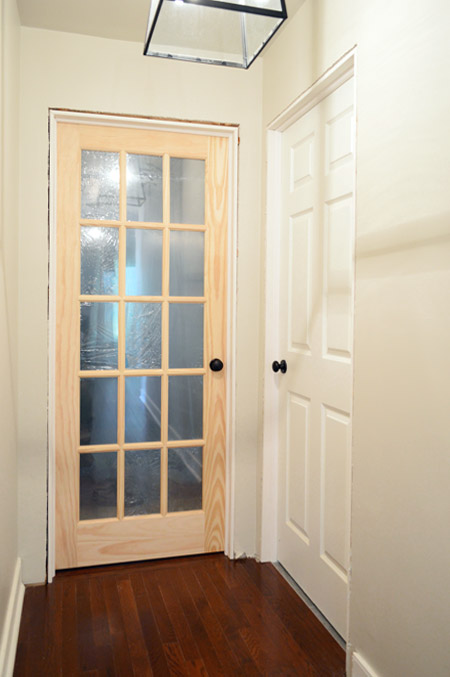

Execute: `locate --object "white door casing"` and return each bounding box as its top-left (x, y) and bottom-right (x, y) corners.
top-left (262, 53), bottom-right (356, 641)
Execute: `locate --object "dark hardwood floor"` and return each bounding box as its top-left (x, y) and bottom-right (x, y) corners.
top-left (14, 554), bottom-right (345, 676)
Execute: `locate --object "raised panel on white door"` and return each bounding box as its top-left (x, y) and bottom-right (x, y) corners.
top-left (289, 211), bottom-right (312, 354)
top-left (286, 393), bottom-right (310, 543)
top-left (320, 405), bottom-right (351, 580)
top-left (323, 78), bottom-right (355, 200)
top-left (326, 107), bottom-right (353, 173)
top-left (290, 133), bottom-right (314, 191)
top-left (323, 196), bottom-right (353, 361)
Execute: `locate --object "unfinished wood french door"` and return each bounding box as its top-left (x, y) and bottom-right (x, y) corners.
top-left (55, 121), bottom-right (228, 569)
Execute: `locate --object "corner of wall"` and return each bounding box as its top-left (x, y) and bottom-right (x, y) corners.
top-left (0, 559), bottom-right (24, 677)
top-left (350, 650), bottom-right (380, 677)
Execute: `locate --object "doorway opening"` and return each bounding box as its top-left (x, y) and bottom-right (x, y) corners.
top-left (48, 110), bottom-right (238, 581)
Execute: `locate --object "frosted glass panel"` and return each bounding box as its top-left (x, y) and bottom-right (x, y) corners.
top-left (125, 449), bottom-right (161, 516)
top-left (81, 150), bottom-right (119, 221)
top-left (170, 158), bottom-right (205, 224)
top-left (125, 303), bottom-right (161, 369)
top-left (126, 228), bottom-right (162, 296)
top-left (80, 302), bottom-right (118, 370)
top-left (169, 303), bottom-right (203, 368)
top-left (80, 452), bottom-right (117, 520)
top-left (168, 447), bottom-right (202, 512)
top-left (125, 376), bottom-right (161, 443)
top-left (168, 375), bottom-right (203, 441)
top-left (81, 227), bottom-right (119, 295)
top-left (80, 378), bottom-right (117, 446)
top-left (169, 231), bottom-right (204, 296)
top-left (127, 154), bottom-right (163, 222)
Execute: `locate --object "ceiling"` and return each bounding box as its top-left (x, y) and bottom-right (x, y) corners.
top-left (17, 0), bottom-right (152, 43)
top-left (17, 0), bottom-right (303, 45)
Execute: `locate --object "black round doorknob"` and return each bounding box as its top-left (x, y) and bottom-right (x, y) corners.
top-left (272, 359), bottom-right (287, 374)
top-left (209, 358), bottom-right (224, 372)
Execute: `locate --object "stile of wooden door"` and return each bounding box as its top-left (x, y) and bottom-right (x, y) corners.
top-left (55, 122), bottom-right (228, 568)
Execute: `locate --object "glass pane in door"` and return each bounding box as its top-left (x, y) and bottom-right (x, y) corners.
top-left (168, 375), bottom-right (203, 440)
top-left (125, 376), bottom-right (161, 443)
top-left (81, 150), bottom-right (120, 221)
top-left (127, 154), bottom-right (163, 222)
top-left (81, 227), bottom-right (119, 295)
top-left (124, 449), bottom-right (161, 516)
top-left (169, 303), bottom-right (204, 368)
top-left (80, 378), bottom-right (118, 446)
top-left (126, 228), bottom-right (163, 296)
top-left (125, 302), bottom-right (161, 369)
top-left (168, 447), bottom-right (203, 512)
top-left (169, 230), bottom-right (204, 296)
top-left (80, 452), bottom-right (117, 520)
top-left (170, 158), bottom-right (205, 224)
top-left (80, 302), bottom-right (118, 370)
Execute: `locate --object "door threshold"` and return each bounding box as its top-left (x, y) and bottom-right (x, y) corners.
top-left (274, 562), bottom-right (345, 650)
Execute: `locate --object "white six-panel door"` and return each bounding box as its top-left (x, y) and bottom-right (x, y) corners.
top-left (277, 77), bottom-right (355, 638)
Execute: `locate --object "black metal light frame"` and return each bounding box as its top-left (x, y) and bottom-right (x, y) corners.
top-left (144, 0), bottom-right (288, 69)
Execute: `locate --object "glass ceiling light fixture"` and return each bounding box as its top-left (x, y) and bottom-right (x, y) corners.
top-left (144, 0), bottom-right (287, 69)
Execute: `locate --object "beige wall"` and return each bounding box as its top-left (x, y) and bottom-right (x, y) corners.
top-left (18, 26), bottom-right (263, 582)
top-left (262, 1), bottom-right (450, 675)
top-left (0, 0), bottom-right (20, 646)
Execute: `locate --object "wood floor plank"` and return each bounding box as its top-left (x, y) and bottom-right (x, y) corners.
top-left (44, 579), bottom-right (63, 675)
top-left (185, 658), bottom-right (209, 676)
top-left (60, 577), bottom-right (81, 676)
top-left (129, 572), bottom-right (171, 677)
top-left (194, 565), bottom-right (261, 674)
top-left (13, 605), bottom-right (28, 677)
top-left (197, 561), bottom-right (249, 632)
top-left (15, 587), bottom-right (46, 677)
top-left (153, 569), bottom-right (201, 664)
top-left (77, 577), bottom-right (98, 673)
top-left (116, 577), bottom-right (153, 676)
top-left (170, 567), bottom-right (227, 676)
top-left (89, 576), bottom-right (116, 676)
top-left (239, 624), bottom-right (306, 677)
top-left (142, 570), bottom-right (177, 645)
top-left (14, 554), bottom-right (346, 677)
top-left (182, 566), bottom-right (245, 672)
top-left (163, 642), bottom-right (189, 676)
top-left (102, 576), bottom-right (134, 676)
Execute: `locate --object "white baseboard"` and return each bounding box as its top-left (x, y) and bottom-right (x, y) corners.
top-left (352, 651), bottom-right (380, 677)
top-left (0, 558), bottom-right (25, 677)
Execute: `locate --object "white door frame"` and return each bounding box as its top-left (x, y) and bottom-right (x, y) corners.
top-left (47, 109), bottom-right (239, 582)
top-left (261, 48), bottom-right (357, 561)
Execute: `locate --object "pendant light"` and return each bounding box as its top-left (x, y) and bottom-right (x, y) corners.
top-left (144, 0), bottom-right (287, 69)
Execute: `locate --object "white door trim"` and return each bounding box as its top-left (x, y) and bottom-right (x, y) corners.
top-left (260, 46), bottom-right (357, 562)
top-left (48, 109), bottom-right (239, 582)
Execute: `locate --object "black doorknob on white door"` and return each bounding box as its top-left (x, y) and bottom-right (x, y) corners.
top-left (272, 359), bottom-right (287, 374)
